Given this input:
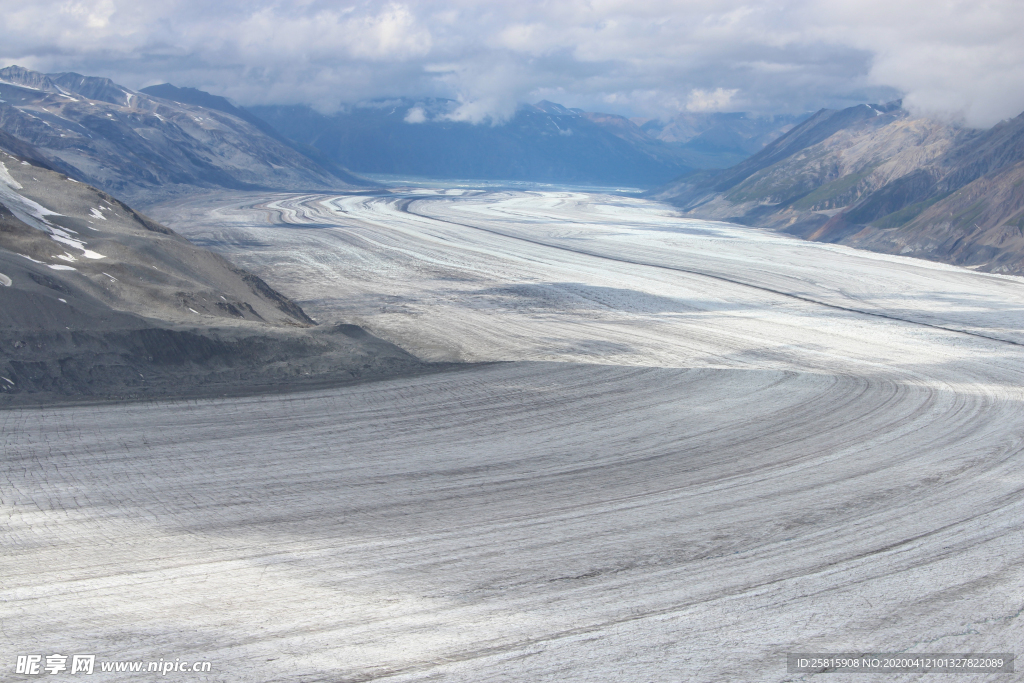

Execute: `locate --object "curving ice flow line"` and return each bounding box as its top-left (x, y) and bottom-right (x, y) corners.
top-left (2, 362), bottom-right (1023, 682)
top-left (8, 188), bottom-right (1024, 682)
top-left (402, 195), bottom-right (1024, 349)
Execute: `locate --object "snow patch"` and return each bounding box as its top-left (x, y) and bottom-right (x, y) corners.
top-left (0, 160), bottom-right (23, 190)
top-left (0, 272), bottom-right (11, 287)
top-left (90, 208), bottom-right (107, 220)
top-left (47, 234), bottom-right (105, 259)
top-left (48, 264), bottom-right (76, 271)
top-left (0, 163), bottom-right (105, 259)
top-left (0, 78), bottom-right (43, 91)
top-left (0, 165), bottom-right (63, 229)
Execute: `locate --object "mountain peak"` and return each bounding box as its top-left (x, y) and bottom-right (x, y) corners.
top-left (0, 65), bottom-right (135, 106)
top-left (532, 101), bottom-right (583, 116)
top-left (0, 65), bottom-right (58, 92)
top-left (49, 72), bottom-right (134, 106)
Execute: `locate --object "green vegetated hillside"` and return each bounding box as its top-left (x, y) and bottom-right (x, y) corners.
top-left (651, 101), bottom-right (1024, 274)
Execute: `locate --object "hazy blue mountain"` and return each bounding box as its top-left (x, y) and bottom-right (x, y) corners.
top-left (248, 99), bottom-right (683, 187)
top-left (637, 111), bottom-right (804, 167)
top-left (248, 100), bottom-right (802, 187)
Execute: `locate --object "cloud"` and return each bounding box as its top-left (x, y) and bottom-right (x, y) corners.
top-left (58, 0), bottom-right (117, 29)
top-left (686, 88), bottom-right (739, 113)
top-left (404, 106), bottom-right (427, 123)
top-left (0, 0), bottom-right (1022, 127)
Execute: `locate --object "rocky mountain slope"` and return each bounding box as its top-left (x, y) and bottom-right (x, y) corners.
top-left (0, 139), bottom-right (426, 404)
top-left (651, 101), bottom-right (1024, 274)
top-left (248, 99), bottom-right (801, 187)
top-left (0, 66), bottom-right (362, 204)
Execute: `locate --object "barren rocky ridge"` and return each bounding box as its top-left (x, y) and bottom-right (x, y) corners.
top-left (652, 101), bottom-right (1024, 274)
top-left (0, 66), bottom-right (360, 204)
top-left (0, 140), bottom-right (428, 405)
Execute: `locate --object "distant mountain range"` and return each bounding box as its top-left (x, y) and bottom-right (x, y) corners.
top-left (637, 111), bottom-right (804, 166)
top-left (651, 101), bottom-right (1024, 275)
top-left (7, 62), bottom-right (1024, 401)
top-left (0, 66), bottom-right (359, 204)
top-left (0, 64), bottom-right (804, 198)
top-left (248, 99), bottom-right (803, 187)
top-left (6, 62), bottom-right (1024, 276)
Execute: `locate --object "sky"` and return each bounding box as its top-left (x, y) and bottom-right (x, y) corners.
top-left (2, 0), bottom-right (1023, 127)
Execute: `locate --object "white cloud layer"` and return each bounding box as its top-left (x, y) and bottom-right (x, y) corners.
top-left (1, 0), bottom-right (1022, 126)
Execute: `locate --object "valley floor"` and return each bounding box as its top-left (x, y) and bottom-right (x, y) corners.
top-left (4, 189), bottom-right (1024, 681)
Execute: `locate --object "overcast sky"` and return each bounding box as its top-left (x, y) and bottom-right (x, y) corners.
top-left (2, 0), bottom-right (1023, 127)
